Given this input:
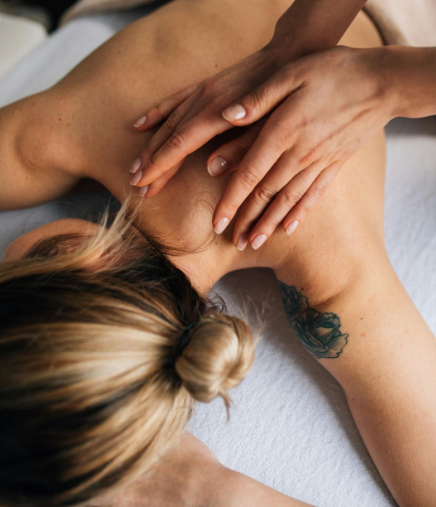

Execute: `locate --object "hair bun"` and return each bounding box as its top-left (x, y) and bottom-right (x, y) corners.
top-left (175, 313), bottom-right (254, 407)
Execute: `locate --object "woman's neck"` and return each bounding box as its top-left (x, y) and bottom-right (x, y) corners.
top-left (1, 94), bottom-right (291, 294)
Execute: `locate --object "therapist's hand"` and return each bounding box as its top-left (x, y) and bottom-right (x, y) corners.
top-left (128, 44), bottom-right (285, 194)
top-left (130, 46), bottom-right (394, 250)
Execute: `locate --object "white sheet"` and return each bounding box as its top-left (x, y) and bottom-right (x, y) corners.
top-left (1, 8), bottom-right (435, 507)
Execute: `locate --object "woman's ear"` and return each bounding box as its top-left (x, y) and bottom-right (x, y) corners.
top-left (54, 236), bottom-right (108, 272)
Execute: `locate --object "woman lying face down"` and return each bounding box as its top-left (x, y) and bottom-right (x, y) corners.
top-left (2, 1), bottom-right (436, 507)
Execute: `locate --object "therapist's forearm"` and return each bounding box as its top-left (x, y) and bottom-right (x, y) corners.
top-left (268, 0), bottom-right (367, 60)
top-left (385, 46), bottom-right (436, 119)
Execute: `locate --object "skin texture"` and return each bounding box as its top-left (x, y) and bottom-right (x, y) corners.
top-left (130, 10), bottom-right (436, 253)
top-left (1, 1), bottom-right (436, 506)
top-left (88, 433), bottom-right (314, 507)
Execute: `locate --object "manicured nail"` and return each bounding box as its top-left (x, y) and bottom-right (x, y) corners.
top-left (130, 158), bottom-right (142, 174)
top-left (222, 104), bottom-right (246, 122)
top-left (208, 156), bottom-right (228, 177)
top-left (130, 170), bottom-right (143, 186)
top-left (139, 185), bottom-right (149, 197)
top-left (134, 116), bottom-right (147, 128)
top-left (251, 234), bottom-right (267, 250)
top-left (214, 217), bottom-right (229, 235)
top-left (236, 234), bottom-right (249, 251)
top-left (286, 220), bottom-right (300, 235)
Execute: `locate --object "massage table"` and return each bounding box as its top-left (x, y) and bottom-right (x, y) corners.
top-left (1, 4), bottom-right (435, 505)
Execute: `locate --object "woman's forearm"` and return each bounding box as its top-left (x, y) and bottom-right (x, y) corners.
top-left (283, 248), bottom-right (436, 507)
top-left (384, 46), bottom-right (436, 119)
top-left (269, 0), bottom-right (367, 60)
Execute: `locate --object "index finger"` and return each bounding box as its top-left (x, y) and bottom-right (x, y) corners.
top-left (134, 82), bottom-right (200, 131)
top-left (211, 120), bottom-right (289, 233)
top-left (138, 110), bottom-right (233, 187)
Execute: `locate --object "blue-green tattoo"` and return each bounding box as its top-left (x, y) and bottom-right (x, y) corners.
top-left (279, 282), bottom-right (349, 359)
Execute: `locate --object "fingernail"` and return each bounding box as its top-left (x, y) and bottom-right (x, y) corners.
top-left (130, 158), bottom-right (142, 174)
top-left (134, 116), bottom-right (147, 128)
top-left (251, 234), bottom-right (267, 250)
top-left (208, 156), bottom-right (228, 177)
top-left (236, 234), bottom-right (249, 251)
top-left (222, 104), bottom-right (246, 122)
top-left (130, 170), bottom-right (143, 186)
top-left (139, 185), bottom-right (149, 197)
top-left (286, 220), bottom-right (300, 235)
top-left (214, 217), bottom-right (229, 235)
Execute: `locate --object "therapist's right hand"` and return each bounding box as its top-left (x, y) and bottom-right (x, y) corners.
top-left (129, 42), bottom-right (292, 192)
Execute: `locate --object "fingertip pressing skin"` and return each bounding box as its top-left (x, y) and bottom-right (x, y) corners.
top-left (130, 158), bottom-right (142, 174)
top-left (286, 220), bottom-right (300, 235)
top-left (236, 234), bottom-right (249, 251)
top-left (222, 104), bottom-right (247, 123)
top-left (214, 217), bottom-right (229, 235)
top-left (130, 170), bottom-right (143, 186)
top-left (207, 156), bottom-right (229, 177)
top-left (251, 234), bottom-right (267, 250)
top-left (134, 116), bottom-right (147, 129)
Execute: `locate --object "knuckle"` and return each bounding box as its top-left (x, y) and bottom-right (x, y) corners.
top-left (172, 88), bottom-right (186, 102)
top-left (238, 170), bottom-right (260, 191)
top-left (151, 102), bottom-right (164, 114)
top-left (200, 80), bottom-right (217, 98)
top-left (167, 130), bottom-right (187, 153)
top-left (298, 147), bottom-right (317, 165)
top-left (247, 86), bottom-right (268, 113)
top-left (162, 111), bottom-right (180, 131)
top-left (300, 197), bottom-right (316, 214)
top-left (230, 140), bottom-right (250, 161)
top-left (313, 181), bottom-right (328, 199)
top-left (255, 185), bottom-right (278, 204)
top-left (271, 125), bottom-right (293, 151)
top-left (281, 189), bottom-right (303, 207)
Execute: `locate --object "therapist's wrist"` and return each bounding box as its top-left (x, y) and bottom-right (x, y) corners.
top-left (381, 45), bottom-right (436, 119)
top-left (265, 28), bottom-right (313, 66)
top-left (357, 46), bottom-right (399, 121)
top-left (267, 9), bottom-right (343, 64)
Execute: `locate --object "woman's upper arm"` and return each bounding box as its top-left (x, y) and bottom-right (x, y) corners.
top-left (0, 162), bottom-right (79, 211)
top-left (0, 96), bottom-right (80, 211)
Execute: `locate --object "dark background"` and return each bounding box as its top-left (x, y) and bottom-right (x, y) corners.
top-left (25, 0), bottom-right (76, 23)
top-left (2, 0), bottom-right (77, 27)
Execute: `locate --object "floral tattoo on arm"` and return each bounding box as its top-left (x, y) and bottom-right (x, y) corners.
top-left (279, 282), bottom-right (349, 359)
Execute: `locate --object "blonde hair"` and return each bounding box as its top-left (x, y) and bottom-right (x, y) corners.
top-left (0, 205), bottom-right (254, 507)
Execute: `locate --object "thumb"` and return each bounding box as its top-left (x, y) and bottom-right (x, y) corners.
top-left (221, 64), bottom-right (298, 126)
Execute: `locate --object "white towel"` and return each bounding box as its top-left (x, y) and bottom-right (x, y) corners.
top-left (365, 0), bottom-right (436, 46)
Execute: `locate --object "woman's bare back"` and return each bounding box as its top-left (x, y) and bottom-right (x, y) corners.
top-left (20, 0), bottom-right (385, 286)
